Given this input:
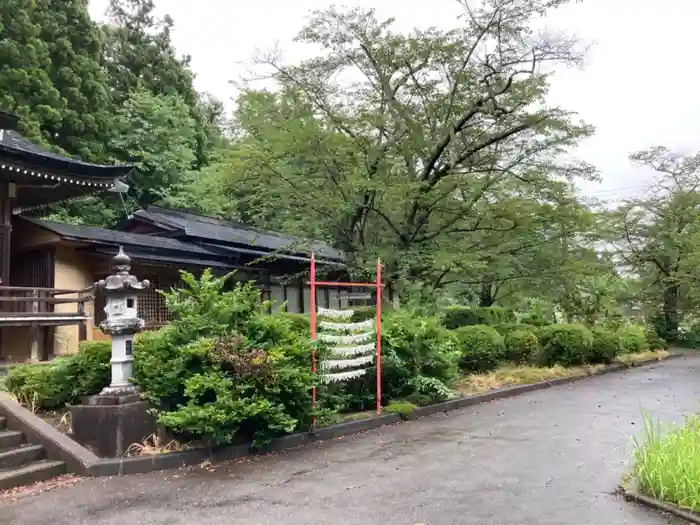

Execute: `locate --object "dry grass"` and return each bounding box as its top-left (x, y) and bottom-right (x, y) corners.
top-left (455, 364), bottom-right (598, 395)
top-left (125, 433), bottom-right (187, 456)
top-left (57, 411), bottom-right (72, 434)
top-left (7, 391), bottom-right (40, 413)
top-left (338, 410), bottom-right (376, 422)
top-left (617, 349), bottom-right (669, 364)
top-left (455, 350), bottom-right (670, 396)
top-left (36, 407), bottom-right (72, 435)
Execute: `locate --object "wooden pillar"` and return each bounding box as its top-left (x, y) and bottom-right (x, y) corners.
top-left (78, 290), bottom-right (87, 342)
top-left (29, 289), bottom-right (39, 361)
top-left (0, 182), bottom-right (13, 286)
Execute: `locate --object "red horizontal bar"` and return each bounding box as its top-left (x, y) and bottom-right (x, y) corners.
top-left (309, 281), bottom-right (384, 288)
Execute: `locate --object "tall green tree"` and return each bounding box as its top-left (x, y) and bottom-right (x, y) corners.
top-left (103, 0), bottom-right (195, 106)
top-left (171, 1), bottom-right (594, 296)
top-left (607, 146), bottom-right (700, 339)
top-left (112, 88), bottom-right (198, 207)
top-left (0, 0), bottom-right (114, 161)
top-left (102, 0), bottom-right (223, 168)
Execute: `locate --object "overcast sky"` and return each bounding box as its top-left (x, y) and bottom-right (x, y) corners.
top-left (89, 0), bottom-right (699, 200)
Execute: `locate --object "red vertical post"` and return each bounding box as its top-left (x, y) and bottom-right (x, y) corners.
top-left (310, 253), bottom-right (317, 424)
top-left (375, 258), bottom-right (382, 416)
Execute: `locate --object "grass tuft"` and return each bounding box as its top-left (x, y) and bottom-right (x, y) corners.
top-left (455, 364), bottom-right (601, 395)
top-left (455, 350), bottom-right (670, 395)
top-left (617, 349), bottom-right (669, 364)
top-left (632, 412), bottom-right (700, 511)
top-left (383, 401), bottom-right (417, 420)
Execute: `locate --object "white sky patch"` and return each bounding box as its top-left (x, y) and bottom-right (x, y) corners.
top-left (89, 0), bottom-right (700, 203)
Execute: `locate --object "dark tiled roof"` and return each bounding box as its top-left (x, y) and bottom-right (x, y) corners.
top-left (24, 217), bottom-right (219, 256)
top-left (0, 111), bottom-right (19, 131)
top-left (90, 248), bottom-right (234, 269)
top-left (0, 129), bottom-right (133, 179)
top-left (133, 206), bottom-right (346, 262)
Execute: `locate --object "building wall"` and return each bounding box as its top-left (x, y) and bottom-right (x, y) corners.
top-left (1, 219), bottom-right (61, 361)
top-left (53, 245), bottom-right (98, 356)
top-left (3, 217), bottom-right (351, 359)
top-left (11, 219), bottom-right (60, 251)
top-left (1, 328), bottom-right (31, 362)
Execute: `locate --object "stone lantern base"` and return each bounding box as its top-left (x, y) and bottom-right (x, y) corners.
top-left (70, 394), bottom-right (157, 458)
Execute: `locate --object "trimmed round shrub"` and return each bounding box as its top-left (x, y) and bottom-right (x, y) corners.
top-left (133, 272), bottom-right (321, 447)
top-left (536, 324), bottom-right (593, 367)
top-left (350, 305), bottom-right (379, 322)
top-left (617, 324), bottom-right (649, 353)
top-left (276, 313), bottom-right (310, 336)
top-left (519, 313), bottom-right (553, 327)
top-left (589, 327), bottom-right (621, 364)
top-left (644, 328), bottom-right (668, 350)
top-left (454, 325), bottom-right (506, 373)
top-left (443, 306), bottom-right (510, 329)
top-left (4, 340), bottom-right (111, 410)
top-left (378, 311), bottom-right (459, 403)
top-left (504, 329), bottom-right (539, 364)
top-left (648, 311), bottom-right (678, 343)
top-left (318, 310), bottom-right (459, 412)
top-left (494, 323), bottom-right (537, 337)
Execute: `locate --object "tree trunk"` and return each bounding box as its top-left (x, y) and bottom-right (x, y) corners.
top-left (662, 283), bottom-right (680, 340)
top-left (479, 282), bottom-right (495, 307)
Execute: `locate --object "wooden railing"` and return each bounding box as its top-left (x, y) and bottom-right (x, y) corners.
top-left (0, 286), bottom-right (93, 319)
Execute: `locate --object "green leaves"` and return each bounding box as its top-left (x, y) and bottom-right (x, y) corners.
top-left (607, 146), bottom-right (700, 339)
top-left (112, 88), bottom-right (198, 206)
top-left (170, 1), bottom-right (594, 303)
top-left (133, 271), bottom-right (318, 446)
top-left (2, 0), bottom-right (224, 225)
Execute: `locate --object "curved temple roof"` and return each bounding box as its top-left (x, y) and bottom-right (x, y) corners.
top-left (0, 129), bottom-right (132, 179)
top-left (0, 110), bottom-right (134, 210)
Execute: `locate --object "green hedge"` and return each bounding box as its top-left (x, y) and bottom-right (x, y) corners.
top-left (4, 340), bottom-right (111, 410)
top-left (589, 327), bottom-right (621, 364)
top-left (443, 306), bottom-right (512, 330)
top-left (617, 324), bottom-right (649, 353)
top-left (504, 329), bottom-right (539, 364)
top-left (134, 270), bottom-right (321, 447)
top-left (323, 311), bottom-right (459, 411)
top-left (494, 323), bottom-right (537, 337)
top-left (276, 313), bottom-right (310, 335)
top-left (519, 313), bottom-right (553, 327)
top-left (536, 324), bottom-right (593, 367)
top-left (645, 328), bottom-right (668, 350)
top-left (454, 325), bottom-right (505, 373)
top-left (350, 305), bottom-right (379, 322)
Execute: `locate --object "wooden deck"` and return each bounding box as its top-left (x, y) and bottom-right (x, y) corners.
top-left (0, 286), bottom-right (91, 326)
top-left (0, 285), bottom-right (93, 361)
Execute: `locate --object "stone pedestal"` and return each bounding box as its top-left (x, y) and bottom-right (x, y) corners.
top-left (70, 394), bottom-right (157, 457)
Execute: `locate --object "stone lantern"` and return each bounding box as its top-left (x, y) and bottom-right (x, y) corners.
top-left (94, 246), bottom-right (149, 395)
top-left (71, 246), bottom-right (156, 457)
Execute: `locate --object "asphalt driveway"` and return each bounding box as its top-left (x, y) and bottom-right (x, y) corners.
top-left (2, 355), bottom-right (699, 525)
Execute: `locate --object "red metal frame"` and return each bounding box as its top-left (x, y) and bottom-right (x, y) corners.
top-left (309, 253), bottom-right (383, 418)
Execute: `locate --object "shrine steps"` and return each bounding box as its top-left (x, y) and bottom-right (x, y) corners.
top-left (0, 417), bottom-right (66, 490)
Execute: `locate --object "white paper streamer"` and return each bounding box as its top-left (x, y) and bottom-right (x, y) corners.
top-left (319, 319), bottom-right (374, 333)
top-left (321, 368), bottom-right (367, 383)
top-left (321, 354), bottom-right (375, 370)
top-left (319, 332), bottom-right (373, 345)
top-left (317, 307), bottom-right (354, 319)
top-left (330, 343), bottom-right (375, 357)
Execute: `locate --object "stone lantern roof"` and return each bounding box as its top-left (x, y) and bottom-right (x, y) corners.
top-left (95, 246), bottom-right (150, 294)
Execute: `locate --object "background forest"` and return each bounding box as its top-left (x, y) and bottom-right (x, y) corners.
top-left (2, 0), bottom-right (699, 344)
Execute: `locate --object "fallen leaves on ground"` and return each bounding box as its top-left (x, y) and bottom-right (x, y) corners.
top-left (0, 474), bottom-right (82, 504)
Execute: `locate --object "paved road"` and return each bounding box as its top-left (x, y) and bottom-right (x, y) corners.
top-left (3, 356), bottom-right (699, 525)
